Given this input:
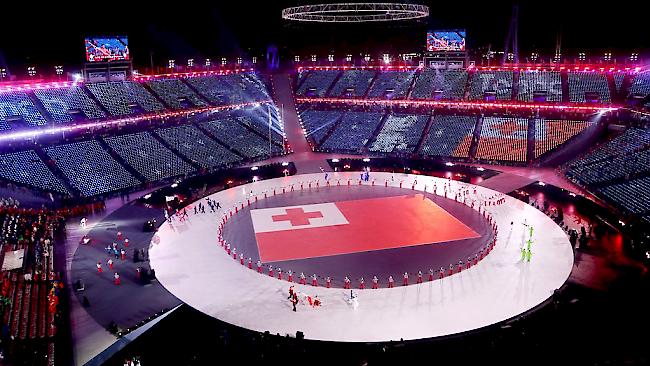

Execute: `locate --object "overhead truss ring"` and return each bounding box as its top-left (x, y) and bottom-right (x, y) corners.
top-left (281, 3), bottom-right (429, 23)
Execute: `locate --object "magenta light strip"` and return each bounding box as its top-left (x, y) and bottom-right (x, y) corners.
top-left (296, 65), bottom-right (642, 73)
top-left (295, 97), bottom-right (619, 112)
top-left (133, 68), bottom-right (255, 81)
top-left (0, 100), bottom-right (271, 142)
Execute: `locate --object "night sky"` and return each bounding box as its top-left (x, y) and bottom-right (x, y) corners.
top-left (0, 1), bottom-right (646, 73)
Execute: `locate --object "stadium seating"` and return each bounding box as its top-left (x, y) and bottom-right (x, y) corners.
top-left (475, 117), bottom-right (529, 162)
top-left (1, 206), bottom-right (60, 355)
top-left (222, 73), bottom-right (271, 102)
top-left (155, 125), bottom-right (242, 168)
top-left (145, 79), bottom-right (208, 110)
top-left (0, 150), bottom-right (68, 194)
top-left (320, 112), bottom-right (384, 152)
top-left (410, 69), bottom-right (468, 100)
top-left (187, 73), bottom-right (270, 105)
top-left (598, 177), bottom-right (650, 214)
top-left (200, 117), bottom-right (282, 159)
top-left (34, 86), bottom-right (106, 123)
top-left (296, 70), bottom-right (341, 97)
top-left (298, 109), bottom-right (343, 145)
top-left (233, 112), bottom-right (285, 148)
top-left (185, 75), bottom-right (241, 105)
top-left (568, 72), bottom-right (611, 103)
top-left (104, 132), bottom-right (196, 181)
top-left (86, 81), bottom-right (165, 115)
top-left (419, 115), bottom-right (476, 158)
top-left (517, 71), bottom-right (562, 102)
top-left (613, 73), bottom-right (625, 95)
top-left (629, 71), bottom-right (650, 100)
top-left (0, 91), bottom-right (48, 128)
top-left (469, 71), bottom-right (513, 101)
top-left (45, 140), bottom-right (141, 196)
top-left (369, 114), bottom-right (429, 153)
top-left (367, 71), bottom-right (415, 99)
top-left (329, 70), bottom-right (376, 97)
top-left (534, 119), bottom-right (593, 158)
top-left (566, 128), bottom-right (650, 185)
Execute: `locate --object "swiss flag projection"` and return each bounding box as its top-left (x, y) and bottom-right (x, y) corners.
top-left (251, 194), bottom-right (480, 263)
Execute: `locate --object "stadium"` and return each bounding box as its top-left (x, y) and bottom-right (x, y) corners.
top-left (0, 1), bottom-right (649, 365)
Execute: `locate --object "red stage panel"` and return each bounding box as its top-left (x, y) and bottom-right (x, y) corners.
top-left (253, 194), bottom-right (480, 262)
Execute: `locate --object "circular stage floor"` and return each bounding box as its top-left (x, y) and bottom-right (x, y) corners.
top-left (149, 172), bottom-right (574, 342)
top-left (221, 184), bottom-right (495, 287)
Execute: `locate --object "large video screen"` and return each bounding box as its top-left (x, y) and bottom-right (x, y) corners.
top-left (85, 37), bottom-right (129, 62)
top-left (427, 30), bottom-right (466, 52)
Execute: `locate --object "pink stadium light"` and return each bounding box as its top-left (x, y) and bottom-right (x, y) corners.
top-left (295, 97), bottom-right (619, 113)
top-left (0, 100), bottom-right (271, 142)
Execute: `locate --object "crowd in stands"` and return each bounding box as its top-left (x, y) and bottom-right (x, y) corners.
top-left (319, 112), bottom-right (384, 152)
top-left (233, 111), bottom-right (285, 147)
top-left (566, 127), bottom-right (650, 217)
top-left (517, 71), bottom-right (562, 102)
top-left (0, 72), bottom-right (276, 135)
top-left (566, 128), bottom-right (650, 185)
top-left (369, 114), bottom-right (428, 153)
top-left (0, 204), bottom-right (64, 365)
top-left (419, 115), bottom-right (476, 158)
top-left (411, 69), bottom-right (468, 100)
top-left (185, 75), bottom-right (239, 105)
top-left (474, 117), bottom-right (528, 162)
top-left (367, 71), bottom-right (414, 99)
top-left (599, 177), bottom-right (650, 214)
top-left (296, 70), bottom-right (340, 97)
top-left (145, 79), bottom-right (208, 110)
top-left (34, 86), bottom-right (106, 123)
top-left (295, 68), bottom-right (650, 106)
top-left (200, 117), bottom-right (282, 159)
top-left (0, 150), bottom-right (69, 195)
top-left (468, 71), bottom-right (514, 101)
top-left (86, 81), bottom-right (165, 116)
top-left (0, 91), bottom-right (48, 128)
top-left (155, 125), bottom-right (242, 169)
top-left (329, 70), bottom-right (376, 97)
top-left (298, 109), bottom-right (343, 144)
top-left (629, 71), bottom-right (650, 103)
top-left (533, 119), bottom-right (593, 159)
top-left (568, 72), bottom-right (611, 103)
top-left (104, 132), bottom-right (196, 181)
top-left (44, 140), bottom-right (141, 196)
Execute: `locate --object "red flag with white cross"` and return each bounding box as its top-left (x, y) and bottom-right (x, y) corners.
top-left (251, 194), bottom-right (480, 263)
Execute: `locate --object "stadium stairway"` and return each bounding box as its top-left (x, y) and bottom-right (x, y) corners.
top-left (96, 137), bottom-right (148, 183)
top-left (149, 131), bottom-right (202, 170)
top-left (180, 78), bottom-right (213, 106)
top-left (270, 74), bottom-right (311, 155)
top-left (404, 71), bottom-right (419, 100)
top-left (561, 72), bottom-right (570, 103)
top-left (413, 113), bottom-right (435, 155)
top-left (83, 85), bottom-right (112, 116)
top-left (268, 74), bottom-right (366, 173)
top-left (364, 112), bottom-right (390, 151)
top-left (26, 91), bottom-right (54, 124)
top-left (34, 147), bottom-right (77, 196)
top-left (139, 82), bottom-right (172, 110)
top-left (324, 71), bottom-right (343, 97)
top-left (193, 122), bottom-right (248, 159)
top-left (527, 118), bottom-right (535, 163)
top-left (468, 115), bottom-right (484, 159)
top-left (512, 70), bottom-right (521, 101)
top-left (363, 72), bottom-right (380, 98)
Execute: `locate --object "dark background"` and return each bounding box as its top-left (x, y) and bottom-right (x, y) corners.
top-left (0, 1), bottom-right (647, 73)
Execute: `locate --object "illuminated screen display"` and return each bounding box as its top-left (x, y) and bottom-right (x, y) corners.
top-left (427, 31), bottom-right (466, 52)
top-left (85, 37), bottom-right (129, 62)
